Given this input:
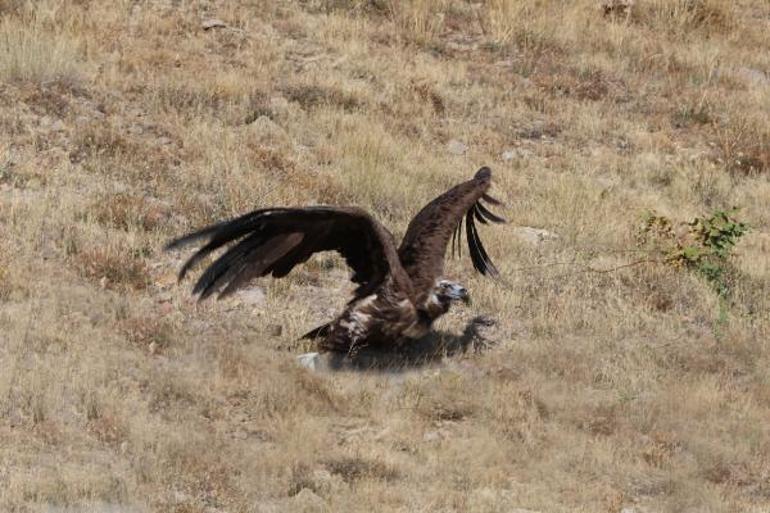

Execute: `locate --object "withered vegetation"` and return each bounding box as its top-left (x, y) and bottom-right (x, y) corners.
top-left (1, 1), bottom-right (768, 512)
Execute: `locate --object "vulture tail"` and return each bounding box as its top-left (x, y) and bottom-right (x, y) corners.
top-left (301, 322), bottom-right (332, 340)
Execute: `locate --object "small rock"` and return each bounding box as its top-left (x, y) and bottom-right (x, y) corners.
top-left (309, 469), bottom-right (343, 495)
top-left (373, 426), bottom-right (392, 441)
top-left (447, 139), bottom-right (468, 155)
top-left (516, 76), bottom-right (534, 89)
top-left (238, 287), bottom-right (266, 306)
top-left (445, 35), bottom-right (479, 53)
top-left (154, 270), bottom-right (179, 289)
top-left (248, 114), bottom-right (275, 128)
top-left (148, 342), bottom-right (159, 355)
top-left (734, 67), bottom-right (769, 87)
top-left (297, 352), bottom-right (321, 371)
top-left (269, 96), bottom-right (290, 112)
top-left (619, 508), bottom-right (649, 513)
top-left (470, 488), bottom-right (542, 512)
top-left (156, 289), bottom-right (173, 301)
top-left (267, 324), bottom-right (283, 337)
top-left (500, 148), bottom-right (533, 161)
top-left (513, 227), bottom-right (559, 245)
top-left (311, 468), bottom-right (333, 485)
top-left (202, 18), bottom-right (227, 30)
top-left (172, 490), bottom-right (193, 504)
top-left (292, 488), bottom-right (324, 512)
top-left (248, 115), bottom-right (287, 140)
top-left (158, 302), bottom-right (174, 316)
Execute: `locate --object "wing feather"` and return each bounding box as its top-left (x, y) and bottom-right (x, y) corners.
top-left (398, 167), bottom-right (503, 299)
top-left (192, 232), bottom-right (271, 298)
top-left (481, 193), bottom-right (503, 206)
top-left (167, 207), bottom-right (405, 301)
top-left (450, 221), bottom-right (457, 258)
top-left (473, 204), bottom-right (488, 225)
top-left (196, 233), bottom-right (304, 300)
top-left (475, 201), bottom-right (506, 224)
top-left (465, 210), bottom-right (500, 278)
top-left (450, 218), bottom-right (463, 259)
top-left (455, 220), bottom-right (462, 258)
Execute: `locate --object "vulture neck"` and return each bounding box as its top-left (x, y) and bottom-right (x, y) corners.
top-left (423, 292), bottom-right (452, 320)
top-left (401, 291), bottom-right (452, 340)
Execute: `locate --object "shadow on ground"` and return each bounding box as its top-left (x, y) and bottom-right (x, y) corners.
top-left (296, 316), bottom-right (498, 373)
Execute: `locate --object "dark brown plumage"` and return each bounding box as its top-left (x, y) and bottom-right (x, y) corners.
top-left (166, 166), bottom-right (505, 356)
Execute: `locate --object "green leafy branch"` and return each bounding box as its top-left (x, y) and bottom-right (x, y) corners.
top-left (637, 208), bottom-right (748, 297)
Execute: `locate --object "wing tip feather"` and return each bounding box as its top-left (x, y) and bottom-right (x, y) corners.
top-left (474, 166), bottom-right (492, 180)
top-left (481, 193), bottom-right (504, 207)
top-left (465, 210), bottom-right (501, 280)
top-left (475, 201), bottom-right (507, 224)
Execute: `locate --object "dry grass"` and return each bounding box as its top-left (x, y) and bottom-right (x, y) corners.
top-left (0, 11), bottom-right (84, 84)
top-left (1, 0), bottom-right (769, 512)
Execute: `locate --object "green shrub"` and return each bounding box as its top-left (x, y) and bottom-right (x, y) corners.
top-left (637, 208), bottom-right (748, 297)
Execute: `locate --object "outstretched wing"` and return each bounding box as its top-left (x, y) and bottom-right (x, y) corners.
top-left (397, 167), bottom-right (505, 301)
top-left (166, 207), bottom-right (404, 301)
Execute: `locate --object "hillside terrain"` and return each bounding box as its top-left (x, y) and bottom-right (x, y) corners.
top-left (1, 0), bottom-right (769, 512)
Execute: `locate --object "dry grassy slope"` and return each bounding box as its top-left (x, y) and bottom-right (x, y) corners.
top-left (1, 0), bottom-right (769, 512)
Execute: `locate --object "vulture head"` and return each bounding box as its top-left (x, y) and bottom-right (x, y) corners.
top-left (432, 279), bottom-right (471, 311)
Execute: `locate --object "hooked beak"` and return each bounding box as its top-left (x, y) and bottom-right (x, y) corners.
top-left (448, 283), bottom-right (471, 305)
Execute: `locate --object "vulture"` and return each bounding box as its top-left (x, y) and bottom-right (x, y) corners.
top-left (166, 166), bottom-right (505, 357)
